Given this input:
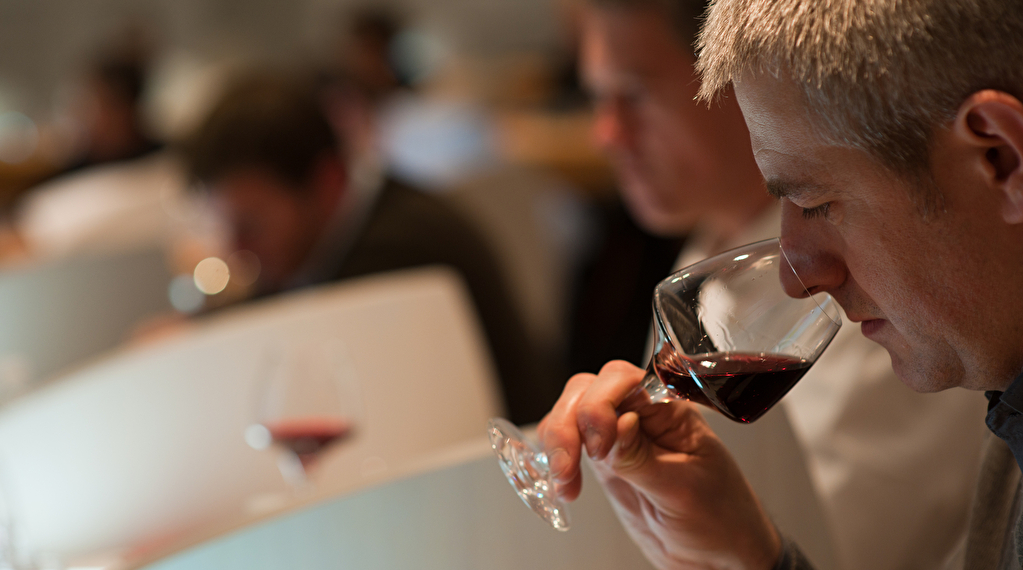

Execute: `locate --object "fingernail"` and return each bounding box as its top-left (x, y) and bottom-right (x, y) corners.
top-left (585, 428), bottom-right (603, 459)
top-left (548, 448), bottom-right (570, 481)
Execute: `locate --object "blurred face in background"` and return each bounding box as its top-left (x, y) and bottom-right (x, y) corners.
top-left (208, 159), bottom-right (344, 291)
top-left (76, 74), bottom-right (144, 162)
top-left (580, 4), bottom-right (764, 237)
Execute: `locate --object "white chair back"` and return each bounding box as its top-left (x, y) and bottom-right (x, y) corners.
top-left (0, 267), bottom-right (503, 560)
top-left (16, 152), bottom-right (190, 258)
top-left (0, 247), bottom-right (173, 392)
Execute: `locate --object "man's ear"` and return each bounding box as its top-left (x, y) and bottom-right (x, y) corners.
top-left (953, 90), bottom-right (1023, 223)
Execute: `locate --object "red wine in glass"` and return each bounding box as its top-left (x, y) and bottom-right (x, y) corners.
top-left (651, 346), bottom-right (812, 423)
top-left (264, 417), bottom-right (354, 470)
top-left (248, 338), bottom-right (363, 491)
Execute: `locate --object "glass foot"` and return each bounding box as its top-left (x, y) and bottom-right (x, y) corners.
top-left (487, 417), bottom-right (570, 531)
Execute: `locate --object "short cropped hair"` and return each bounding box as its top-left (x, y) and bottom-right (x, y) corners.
top-left (588, 0), bottom-right (711, 54)
top-left (184, 73), bottom-right (340, 190)
top-left (697, 0), bottom-right (1023, 184)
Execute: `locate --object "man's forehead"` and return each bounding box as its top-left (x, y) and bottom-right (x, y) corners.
top-left (733, 75), bottom-right (837, 177)
top-left (736, 83), bottom-right (806, 146)
top-left (581, 40), bottom-right (657, 84)
top-left (582, 6), bottom-right (687, 75)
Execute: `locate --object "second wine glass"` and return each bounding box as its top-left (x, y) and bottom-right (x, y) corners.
top-left (488, 238), bottom-right (842, 531)
top-left (245, 338), bottom-right (362, 492)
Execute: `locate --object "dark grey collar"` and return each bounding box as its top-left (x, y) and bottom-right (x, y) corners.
top-left (987, 372), bottom-right (1023, 474)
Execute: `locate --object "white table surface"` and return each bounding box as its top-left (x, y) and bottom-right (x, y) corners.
top-left (131, 435), bottom-right (656, 570)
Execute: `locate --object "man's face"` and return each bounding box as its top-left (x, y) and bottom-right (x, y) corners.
top-left (209, 169), bottom-right (325, 291)
top-left (735, 74), bottom-right (1023, 392)
top-left (580, 6), bottom-right (756, 235)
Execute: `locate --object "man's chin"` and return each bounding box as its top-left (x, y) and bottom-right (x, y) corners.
top-left (619, 186), bottom-right (690, 236)
top-left (889, 352), bottom-right (959, 393)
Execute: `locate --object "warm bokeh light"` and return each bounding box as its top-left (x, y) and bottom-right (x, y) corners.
top-left (193, 256), bottom-right (230, 295)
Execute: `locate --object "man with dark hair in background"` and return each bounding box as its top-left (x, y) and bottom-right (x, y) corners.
top-left (184, 72), bottom-right (558, 425)
top-left (569, 0), bottom-right (987, 568)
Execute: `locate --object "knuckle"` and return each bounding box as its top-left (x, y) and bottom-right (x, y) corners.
top-left (575, 399), bottom-right (609, 427)
top-left (598, 359), bottom-right (637, 377)
top-left (564, 372), bottom-right (596, 392)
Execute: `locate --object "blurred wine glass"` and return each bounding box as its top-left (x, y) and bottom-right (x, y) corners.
top-left (245, 338), bottom-right (362, 493)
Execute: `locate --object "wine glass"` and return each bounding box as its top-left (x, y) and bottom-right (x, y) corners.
top-left (245, 337), bottom-right (362, 493)
top-left (488, 238), bottom-right (841, 531)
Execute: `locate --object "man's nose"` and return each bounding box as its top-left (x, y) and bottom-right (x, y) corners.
top-left (778, 201), bottom-right (846, 299)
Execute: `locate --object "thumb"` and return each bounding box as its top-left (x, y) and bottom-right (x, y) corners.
top-left (609, 411), bottom-right (651, 473)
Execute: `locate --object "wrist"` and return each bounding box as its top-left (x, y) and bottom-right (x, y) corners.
top-left (742, 521), bottom-right (783, 570)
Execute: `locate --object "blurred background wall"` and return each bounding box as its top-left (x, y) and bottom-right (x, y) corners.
top-left (0, 0), bottom-right (563, 119)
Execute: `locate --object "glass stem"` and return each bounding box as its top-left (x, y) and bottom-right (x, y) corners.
top-left (618, 366), bottom-right (675, 415)
top-left (638, 366), bottom-right (675, 404)
top-left (277, 452), bottom-right (311, 495)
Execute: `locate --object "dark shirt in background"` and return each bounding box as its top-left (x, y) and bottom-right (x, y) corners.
top-left (329, 179), bottom-right (559, 425)
top-left (566, 197), bottom-right (686, 373)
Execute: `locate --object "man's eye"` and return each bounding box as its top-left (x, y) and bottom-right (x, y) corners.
top-left (801, 203), bottom-right (831, 220)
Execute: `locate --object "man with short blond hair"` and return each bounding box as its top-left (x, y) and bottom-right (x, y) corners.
top-left (540, 0), bottom-right (1023, 568)
top-left (576, 0), bottom-right (987, 567)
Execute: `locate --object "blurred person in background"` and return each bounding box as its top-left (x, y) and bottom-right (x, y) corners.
top-left (183, 71), bottom-right (558, 425)
top-left (565, 190), bottom-right (685, 375)
top-left (59, 30), bottom-right (163, 176)
top-left (335, 7), bottom-right (410, 102)
top-left (574, 0), bottom-right (988, 568)
top-left (322, 8), bottom-right (574, 401)
top-left (9, 24), bottom-right (193, 260)
top-left (528, 0), bottom-right (689, 378)
top-left (322, 6), bottom-right (413, 187)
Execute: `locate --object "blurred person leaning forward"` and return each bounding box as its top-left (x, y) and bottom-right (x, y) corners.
top-left (184, 72), bottom-right (558, 425)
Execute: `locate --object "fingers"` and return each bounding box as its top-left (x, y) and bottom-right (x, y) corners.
top-left (538, 371), bottom-right (594, 501)
top-left (539, 360), bottom-right (647, 501)
top-left (574, 360), bottom-right (646, 460)
top-left (610, 411), bottom-right (648, 471)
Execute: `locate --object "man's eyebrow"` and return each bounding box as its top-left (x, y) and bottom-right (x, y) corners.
top-left (764, 179), bottom-right (822, 200)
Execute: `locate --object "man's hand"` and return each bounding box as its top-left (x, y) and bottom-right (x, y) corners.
top-left (537, 360), bottom-right (782, 570)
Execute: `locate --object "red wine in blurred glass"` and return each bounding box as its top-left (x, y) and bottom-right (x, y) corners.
top-left (652, 348), bottom-right (811, 423)
top-left (264, 417), bottom-right (353, 469)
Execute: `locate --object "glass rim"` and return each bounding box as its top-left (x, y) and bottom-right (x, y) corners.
top-left (653, 238), bottom-right (842, 351)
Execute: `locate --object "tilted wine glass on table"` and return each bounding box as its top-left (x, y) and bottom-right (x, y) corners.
top-left (246, 338), bottom-right (363, 493)
top-left (488, 238), bottom-right (842, 530)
